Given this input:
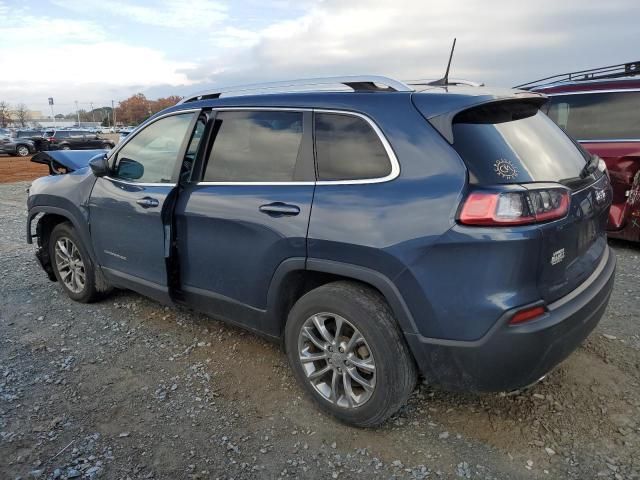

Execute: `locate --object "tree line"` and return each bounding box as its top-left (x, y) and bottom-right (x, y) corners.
top-left (0, 94), bottom-right (183, 129)
top-left (0, 102), bottom-right (30, 128)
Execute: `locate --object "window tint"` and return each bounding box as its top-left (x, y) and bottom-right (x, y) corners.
top-left (203, 111), bottom-right (303, 182)
top-left (56, 131), bottom-right (69, 138)
top-left (114, 113), bottom-right (195, 183)
top-left (452, 110), bottom-right (587, 185)
top-left (314, 113), bottom-right (391, 181)
top-left (545, 91), bottom-right (640, 140)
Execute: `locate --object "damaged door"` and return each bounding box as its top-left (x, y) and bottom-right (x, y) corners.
top-left (88, 110), bottom-right (200, 303)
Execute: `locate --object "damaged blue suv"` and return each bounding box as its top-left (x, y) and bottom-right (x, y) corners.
top-left (27, 76), bottom-right (616, 426)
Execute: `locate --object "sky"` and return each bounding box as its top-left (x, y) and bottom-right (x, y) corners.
top-left (1, 0), bottom-right (639, 115)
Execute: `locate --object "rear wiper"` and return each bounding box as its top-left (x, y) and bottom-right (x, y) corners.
top-left (580, 154), bottom-right (599, 178)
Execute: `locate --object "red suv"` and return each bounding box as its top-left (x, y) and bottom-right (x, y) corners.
top-left (517, 61), bottom-right (640, 242)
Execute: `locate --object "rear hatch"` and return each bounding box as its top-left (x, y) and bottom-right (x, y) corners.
top-left (418, 97), bottom-right (612, 303)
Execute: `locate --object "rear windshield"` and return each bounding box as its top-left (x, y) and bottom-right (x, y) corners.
top-left (452, 109), bottom-right (588, 185)
top-left (543, 91), bottom-right (640, 141)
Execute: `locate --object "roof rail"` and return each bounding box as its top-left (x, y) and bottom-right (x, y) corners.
top-left (177, 75), bottom-right (414, 104)
top-left (514, 61), bottom-right (640, 90)
top-left (405, 78), bottom-right (484, 87)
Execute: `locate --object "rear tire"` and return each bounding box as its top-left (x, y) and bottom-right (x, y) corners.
top-left (16, 145), bottom-right (30, 157)
top-left (285, 281), bottom-right (417, 427)
top-left (49, 223), bottom-right (106, 303)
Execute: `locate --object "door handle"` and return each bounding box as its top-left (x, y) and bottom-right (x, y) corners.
top-left (136, 197), bottom-right (159, 208)
top-left (259, 202), bottom-right (300, 216)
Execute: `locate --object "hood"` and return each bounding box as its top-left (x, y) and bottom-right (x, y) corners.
top-left (31, 149), bottom-right (107, 175)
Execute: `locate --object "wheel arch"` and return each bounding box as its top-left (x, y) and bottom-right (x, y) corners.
top-left (27, 206), bottom-right (98, 265)
top-left (265, 258), bottom-right (419, 342)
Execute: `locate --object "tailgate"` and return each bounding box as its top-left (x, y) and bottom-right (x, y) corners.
top-left (534, 173), bottom-right (611, 302)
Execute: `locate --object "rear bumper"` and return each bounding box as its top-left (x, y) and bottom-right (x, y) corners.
top-left (405, 246), bottom-right (616, 392)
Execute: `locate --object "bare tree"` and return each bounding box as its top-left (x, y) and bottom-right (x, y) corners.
top-left (0, 101), bottom-right (10, 128)
top-left (14, 103), bottom-right (29, 127)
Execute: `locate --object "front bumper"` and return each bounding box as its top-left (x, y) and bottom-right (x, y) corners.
top-left (405, 246), bottom-right (616, 392)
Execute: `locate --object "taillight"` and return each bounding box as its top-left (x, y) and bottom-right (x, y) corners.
top-left (459, 187), bottom-right (569, 226)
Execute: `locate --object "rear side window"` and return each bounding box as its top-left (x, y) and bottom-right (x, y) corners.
top-left (203, 111), bottom-right (303, 182)
top-left (314, 113), bottom-right (391, 181)
top-left (56, 131), bottom-right (70, 138)
top-left (452, 106), bottom-right (587, 185)
top-left (545, 91), bottom-right (640, 140)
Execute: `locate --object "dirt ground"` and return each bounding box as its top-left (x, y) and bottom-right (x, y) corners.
top-left (0, 156), bottom-right (48, 183)
top-left (1, 181), bottom-right (639, 479)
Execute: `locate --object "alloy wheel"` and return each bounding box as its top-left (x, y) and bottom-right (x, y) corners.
top-left (17, 146), bottom-right (29, 157)
top-left (298, 312), bottom-right (376, 408)
top-left (54, 237), bottom-right (86, 294)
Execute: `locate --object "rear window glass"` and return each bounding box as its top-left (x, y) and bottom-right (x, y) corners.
top-left (203, 111), bottom-right (303, 182)
top-left (544, 91), bottom-right (640, 140)
top-left (314, 113), bottom-right (391, 181)
top-left (452, 110), bottom-right (587, 184)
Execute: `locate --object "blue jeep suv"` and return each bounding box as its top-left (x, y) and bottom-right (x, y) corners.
top-left (26, 76), bottom-right (616, 426)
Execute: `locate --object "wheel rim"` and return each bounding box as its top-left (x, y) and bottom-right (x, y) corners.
top-left (54, 237), bottom-right (86, 293)
top-left (62, 146), bottom-right (70, 150)
top-left (298, 312), bottom-right (376, 408)
top-left (17, 146), bottom-right (29, 156)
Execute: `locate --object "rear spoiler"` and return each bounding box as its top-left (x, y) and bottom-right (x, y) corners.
top-left (31, 150), bottom-right (108, 175)
top-left (413, 91), bottom-right (547, 144)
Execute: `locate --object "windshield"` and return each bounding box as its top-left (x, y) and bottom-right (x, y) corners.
top-left (452, 110), bottom-right (588, 185)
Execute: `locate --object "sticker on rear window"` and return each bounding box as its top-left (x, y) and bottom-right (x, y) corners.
top-left (494, 159), bottom-right (518, 180)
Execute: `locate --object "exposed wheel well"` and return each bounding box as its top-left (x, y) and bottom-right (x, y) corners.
top-left (273, 270), bottom-right (392, 340)
top-left (35, 214), bottom-right (71, 280)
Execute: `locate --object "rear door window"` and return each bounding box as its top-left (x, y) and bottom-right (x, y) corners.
top-left (314, 113), bottom-right (391, 181)
top-left (544, 91), bottom-right (640, 140)
top-left (452, 106), bottom-right (588, 184)
top-left (203, 111), bottom-right (304, 182)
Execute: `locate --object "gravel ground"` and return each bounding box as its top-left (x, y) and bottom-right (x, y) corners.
top-left (1, 180), bottom-right (639, 480)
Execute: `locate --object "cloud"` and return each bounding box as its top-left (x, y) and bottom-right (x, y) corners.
top-left (52, 0), bottom-right (228, 29)
top-left (188, 0), bottom-right (640, 89)
top-left (2, 0), bottom-right (639, 113)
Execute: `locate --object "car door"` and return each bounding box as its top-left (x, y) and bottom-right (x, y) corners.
top-left (88, 110), bottom-right (200, 303)
top-left (174, 109), bottom-right (315, 334)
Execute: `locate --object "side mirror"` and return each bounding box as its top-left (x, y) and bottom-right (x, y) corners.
top-left (89, 154), bottom-right (110, 177)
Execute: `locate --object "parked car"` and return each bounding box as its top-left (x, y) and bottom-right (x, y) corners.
top-left (516, 61), bottom-right (640, 243)
top-left (16, 129), bottom-right (47, 152)
top-left (42, 129), bottom-right (115, 151)
top-left (118, 127), bottom-right (135, 143)
top-left (26, 76), bottom-right (616, 426)
top-left (0, 134), bottom-right (35, 157)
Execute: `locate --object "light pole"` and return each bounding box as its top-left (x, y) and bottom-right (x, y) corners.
top-left (90, 102), bottom-right (95, 123)
top-left (75, 100), bottom-right (80, 126)
top-left (48, 97), bottom-right (55, 128)
top-left (112, 100), bottom-right (116, 128)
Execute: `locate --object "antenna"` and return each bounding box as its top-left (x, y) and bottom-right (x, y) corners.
top-left (429, 38), bottom-right (456, 87)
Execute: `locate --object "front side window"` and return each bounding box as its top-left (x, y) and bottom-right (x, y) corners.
top-left (314, 113), bottom-right (392, 181)
top-left (203, 111), bottom-right (304, 182)
top-left (113, 112), bottom-right (195, 183)
top-left (545, 91), bottom-right (640, 140)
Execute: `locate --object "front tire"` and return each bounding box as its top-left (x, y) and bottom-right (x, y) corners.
top-left (49, 223), bottom-right (102, 303)
top-left (285, 281), bottom-right (417, 427)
